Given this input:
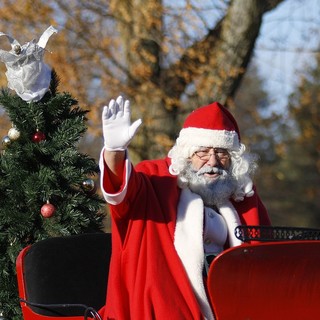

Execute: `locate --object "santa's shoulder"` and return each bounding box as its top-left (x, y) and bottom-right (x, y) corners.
top-left (135, 157), bottom-right (172, 176)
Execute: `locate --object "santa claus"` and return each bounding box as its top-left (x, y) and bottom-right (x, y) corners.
top-left (99, 96), bottom-right (271, 320)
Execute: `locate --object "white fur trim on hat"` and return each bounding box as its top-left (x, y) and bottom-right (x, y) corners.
top-left (176, 127), bottom-right (240, 158)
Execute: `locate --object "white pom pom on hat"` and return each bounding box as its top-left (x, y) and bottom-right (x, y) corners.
top-left (175, 102), bottom-right (241, 158)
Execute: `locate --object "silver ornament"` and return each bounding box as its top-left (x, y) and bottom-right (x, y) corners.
top-left (82, 178), bottom-right (95, 192)
top-left (2, 135), bottom-right (11, 148)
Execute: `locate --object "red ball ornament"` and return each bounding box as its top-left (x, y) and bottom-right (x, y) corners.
top-left (41, 202), bottom-right (56, 218)
top-left (32, 131), bottom-right (46, 143)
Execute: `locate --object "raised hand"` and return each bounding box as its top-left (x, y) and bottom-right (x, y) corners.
top-left (102, 96), bottom-right (142, 151)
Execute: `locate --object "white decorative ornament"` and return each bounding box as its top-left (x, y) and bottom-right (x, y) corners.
top-left (8, 127), bottom-right (20, 140)
top-left (0, 26), bottom-right (58, 103)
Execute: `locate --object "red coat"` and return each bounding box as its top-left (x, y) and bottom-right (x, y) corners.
top-left (99, 156), bottom-right (270, 319)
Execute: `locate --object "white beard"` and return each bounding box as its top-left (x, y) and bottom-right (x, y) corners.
top-left (180, 163), bottom-right (237, 207)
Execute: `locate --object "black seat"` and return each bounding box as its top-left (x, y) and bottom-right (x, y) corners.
top-left (16, 232), bottom-right (111, 318)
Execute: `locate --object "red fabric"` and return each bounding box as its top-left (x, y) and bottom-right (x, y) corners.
top-left (102, 157), bottom-right (270, 320)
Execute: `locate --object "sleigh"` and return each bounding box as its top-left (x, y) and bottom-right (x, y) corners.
top-left (16, 226), bottom-right (320, 320)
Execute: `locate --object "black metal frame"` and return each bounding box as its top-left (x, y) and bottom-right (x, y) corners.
top-left (235, 225), bottom-right (320, 242)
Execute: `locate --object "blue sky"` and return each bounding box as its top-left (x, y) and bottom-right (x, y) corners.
top-left (253, 0), bottom-right (320, 113)
top-left (164, 0), bottom-right (320, 114)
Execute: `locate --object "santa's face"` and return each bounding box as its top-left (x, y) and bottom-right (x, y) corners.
top-left (180, 147), bottom-right (236, 207)
top-left (190, 147), bottom-right (230, 177)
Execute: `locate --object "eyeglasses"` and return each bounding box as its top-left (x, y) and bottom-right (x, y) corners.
top-left (193, 148), bottom-right (230, 162)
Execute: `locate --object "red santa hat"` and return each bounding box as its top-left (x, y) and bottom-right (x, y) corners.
top-left (176, 102), bottom-right (241, 157)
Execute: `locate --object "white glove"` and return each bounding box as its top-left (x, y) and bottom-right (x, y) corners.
top-left (102, 96), bottom-right (142, 151)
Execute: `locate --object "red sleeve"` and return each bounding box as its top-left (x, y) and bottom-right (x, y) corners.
top-left (102, 159), bottom-right (128, 194)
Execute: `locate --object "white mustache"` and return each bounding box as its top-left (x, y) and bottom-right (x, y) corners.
top-left (196, 166), bottom-right (227, 177)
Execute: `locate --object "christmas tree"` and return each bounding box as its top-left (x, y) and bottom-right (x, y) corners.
top-left (0, 27), bottom-right (104, 319)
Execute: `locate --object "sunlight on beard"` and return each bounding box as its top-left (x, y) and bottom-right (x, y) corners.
top-left (181, 163), bottom-right (237, 207)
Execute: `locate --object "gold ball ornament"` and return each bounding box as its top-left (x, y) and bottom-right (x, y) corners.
top-left (2, 135), bottom-right (11, 148)
top-left (13, 44), bottom-right (21, 55)
top-left (8, 127), bottom-right (20, 141)
top-left (82, 178), bottom-right (95, 192)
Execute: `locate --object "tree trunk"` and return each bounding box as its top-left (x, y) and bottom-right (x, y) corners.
top-left (127, 0), bottom-right (284, 158)
top-left (163, 0), bottom-right (284, 106)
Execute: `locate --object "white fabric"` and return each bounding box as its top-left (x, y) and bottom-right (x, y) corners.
top-left (102, 96), bottom-right (142, 151)
top-left (174, 188), bottom-right (215, 320)
top-left (217, 200), bottom-right (243, 247)
top-left (176, 127), bottom-right (240, 157)
top-left (174, 190), bottom-right (243, 319)
top-left (203, 207), bottom-right (228, 255)
top-left (0, 26), bottom-right (57, 102)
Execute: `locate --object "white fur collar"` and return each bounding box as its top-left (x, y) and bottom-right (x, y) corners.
top-left (174, 189), bottom-right (243, 319)
top-left (174, 188), bottom-right (214, 320)
top-left (217, 200), bottom-right (243, 247)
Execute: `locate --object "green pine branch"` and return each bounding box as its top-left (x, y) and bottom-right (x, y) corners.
top-left (0, 72), bottom-right (105, 319)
